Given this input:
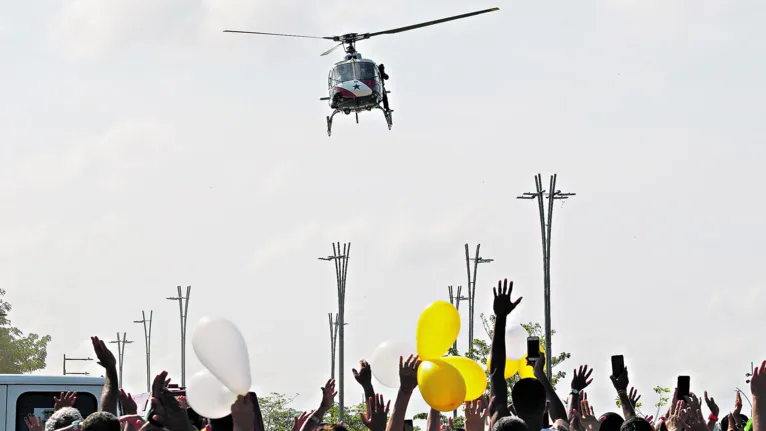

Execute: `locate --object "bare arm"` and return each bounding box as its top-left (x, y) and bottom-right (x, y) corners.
top-left (353, 361), bottom-right (376, 403)
top-left (386, 355), bottom-right (421, 431)
top-left (531, 355), bottom-right (568, 422)
top-left (91, 336), bottom-right (119, 414)
top-left (489, 279), bottom-right (522, 421)
top-left (611, 368), bottom-right (635, 420)
top-left (752, 361), bottom-right (766, 431)
top-left (305, 380), bottom-right (337, 431)
top-left (427, 409), bottom-right (441, 431)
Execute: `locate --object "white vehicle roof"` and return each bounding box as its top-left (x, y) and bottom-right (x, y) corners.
top-left (0, 375), bottom-right (105, 386)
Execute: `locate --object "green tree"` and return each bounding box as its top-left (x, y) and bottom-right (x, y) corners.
top-left (326, 402), bottom-right (368, 431)
top-left (258, 392), bottom-right (301, 431)
top-left (0, 289), bottom-right (52, 373)
top-left (614, 386), bottom-right (670, 418)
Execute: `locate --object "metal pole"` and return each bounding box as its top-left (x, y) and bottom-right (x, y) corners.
top-left (63, 354), bottom-right (93, 375)
top-left (464, 244), bottom-right (493, 355)
top-left (167, 286), bottom-right (191, 387)
top-left (328, 313), bottom-right (339, 380)
top-left (517, 174), bottom-right (575, 382)
top-left (318, 243), bottom-right (350, 422)
top-left (134, 310), bottom-right (154, 392)
top-left (447, 286), bottom-right (466, 353)
top-left (109, 332), bottom-right (133, 387)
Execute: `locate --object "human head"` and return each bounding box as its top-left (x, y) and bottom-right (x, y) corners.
top-left (721, 414), bottom-right (749, 431)
top-left (511, 378), bottom-right (547, 429)
top-left (599, 412), bottom-right (625, 431)
top-left (492, 416), bottom-right (529, 431)
top-left (80, 412), bottom-right (120, 431)
top-left (621, 417), bottom-right (653, 431)
top-left (45, 407), bottom-right (83, 431)
top-left (320, 424), bottom-right (349, 431)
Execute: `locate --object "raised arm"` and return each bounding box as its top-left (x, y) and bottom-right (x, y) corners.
top-left (386, 355), bottom-right (421, 431)
top-left (305, 380), bottom-right (337, 431)
top-left (751, 361), bottom-right (765, 431)
top-left (91, 336), bottom-right (119, 415)
top-left (426, 409), bottom-right (441, 431)
top-left (610, 368), bottom-right (636, 420)
top-left (353, 360), bottom-right (377, 402)
top-left (489, 279), bottom-right (522, 421)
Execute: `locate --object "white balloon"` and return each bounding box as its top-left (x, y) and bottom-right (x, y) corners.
top-left (192, 316), bottom-right (252, 394)
top-left (505, 324), bottom-right (527, 360)
top-left (186, 369), bottom-right (238, 419)
top-left (369, 340), bottom-right (415, 388)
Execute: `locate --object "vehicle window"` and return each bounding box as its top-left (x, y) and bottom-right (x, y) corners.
top-left (333, 63), bottom-right (354, 82)
top-left (358, 63), bottom-right (377, 80)
top-left (16, 391), bottom-right (98, 431)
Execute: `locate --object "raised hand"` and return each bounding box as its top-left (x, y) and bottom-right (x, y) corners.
top-left (292, 411), bottom-right (314, 431)
top-left (493, 279), bottom-right (522, 317)
top-left (579, 392), bottom-right (599, 431)
top-left (353, 360), bottom-right (373, 387)
top-left (464, 399), bottom-right (489, 431)
top-left (704, 391), bottom-right (720, 418)
top-left (120, 389), bottom-right (138, 415)
top-left (319, 379), bottom-right (338, 411)
top-left (683, 408), bottom-right (708, 431)
top-left (54, 392), bottom-right (77, 410)
top-left (666, 400), bottom-right (688, 431)
top-left (231, 394), bottom-right (255, 431)
top-left (733, 391), bottom-right (743, 416)
top-left (569, 407), bottom-right (583, 431)
top-left (23, 415), bottom-right (43, 431)
top-left (684, 393), bottom-right (702, 417)
top-left (610, 367), bottom-right (630, 391)
top-left (360, 394), bottom-right (390, 431)
top-left (91, 336), bottom-right (117, 369)
top-left (629, 388), bottom-right (641, 408)
top-left (751, 360), bottom-right (766, 397)
top-left (572, 366), bottom-right (594, 391)
top-left (399, 354), bottom-right (421, 393)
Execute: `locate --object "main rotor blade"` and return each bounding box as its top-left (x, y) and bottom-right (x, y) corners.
top-left (365, 7), bottom-right (499, 38)
top-left (320, 43), bottom-right (344, 56)
top-left (223, 30), bottom-right (335, 40)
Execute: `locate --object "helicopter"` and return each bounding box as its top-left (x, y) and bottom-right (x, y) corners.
top-left (223, 7), bottom-right (499, 136)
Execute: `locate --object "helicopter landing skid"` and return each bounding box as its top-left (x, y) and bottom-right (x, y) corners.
top-left (325, 106), bottom-right (394, 137)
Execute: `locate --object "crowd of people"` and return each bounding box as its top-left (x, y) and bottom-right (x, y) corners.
top-left (23, 279), bottom-right (766, 431)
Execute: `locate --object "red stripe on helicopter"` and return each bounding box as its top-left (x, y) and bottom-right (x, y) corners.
top-left (335, 86), bottom-right (357, 98)
top-left (360, 80), bottom-right (378, 89)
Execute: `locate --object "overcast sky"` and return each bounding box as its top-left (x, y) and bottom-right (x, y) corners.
top-left (1, 0), bottom-right (765, 422)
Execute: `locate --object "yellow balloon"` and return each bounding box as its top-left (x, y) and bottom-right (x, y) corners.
top-left (442, 356), bottom-right (487, 401)
top-left (517, 346), bottom-right (546, 379)
top-left (417, 359), bottom-right (467, 412)
top-left (416, 301), bottom-right (460, 360)
top-left (486, 354), bottom-right (520, 379)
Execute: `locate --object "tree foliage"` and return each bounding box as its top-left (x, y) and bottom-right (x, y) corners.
top-left (0, 289), bottom-right (52, 374)
top-left (258, 392), bottom-right (300, 431)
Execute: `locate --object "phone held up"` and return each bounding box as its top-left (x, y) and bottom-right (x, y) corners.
top-left (677, 376), bottom-right (690, 401)
top-left (527, 336), bottom-right (541, 362)
top-left (611, 355), bottom-right (625, 378)
top-left (404, 420), bottom-right (414, 431)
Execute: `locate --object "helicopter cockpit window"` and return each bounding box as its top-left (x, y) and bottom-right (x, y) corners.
top-left (357, 63), bottom-right (377, 80)
top-left (334, 63), bottom-right (354, 82)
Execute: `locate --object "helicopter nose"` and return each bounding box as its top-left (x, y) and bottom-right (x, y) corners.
top-left (340, 80), bottom-right (373, 97)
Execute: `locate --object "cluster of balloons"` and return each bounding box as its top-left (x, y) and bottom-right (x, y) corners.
top-left (186, 317), bottom-right (253, 419)
top-left (369, 301), bottom-right (486, 412)
top-left (486, 324), bottom-right (546, 379)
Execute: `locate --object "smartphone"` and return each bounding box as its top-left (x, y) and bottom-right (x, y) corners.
top-left (527, 336), bottom-right (541, 360)
top-left (404, 420), bottom-right (414, 431)
top-left (611, 355), bottom-right (625, 377)
top-left (677, 376), bottom-right (690, 401)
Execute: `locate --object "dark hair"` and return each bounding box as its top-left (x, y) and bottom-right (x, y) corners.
top-left (511, 378), bottom-right (546, 415)
top-left (492, 416), bottom-right (528, 431)
top-left (721, 414), bottom-right (749, 431)
top-left (320, 425), bottom-right (348, 431)
top-left (599, 412), bottom-right (625, 431)
top-left (621, 417), bottom-right (653, 431)
top-left (80, 412), bottom-right (120, 431)
top-left (187, 407), bottom-right (204, 430)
